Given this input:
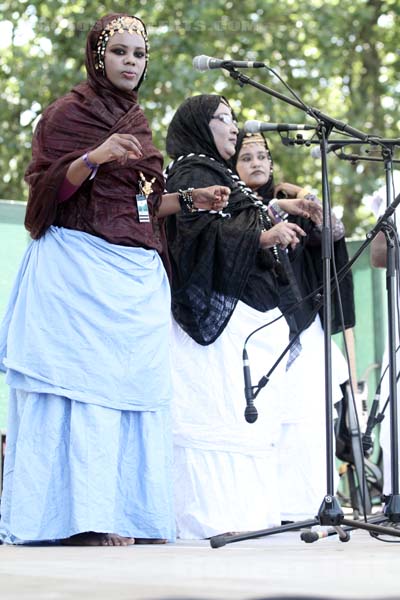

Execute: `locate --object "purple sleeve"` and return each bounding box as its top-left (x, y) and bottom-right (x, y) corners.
top-left (57, 177), bottom-right (80, 203)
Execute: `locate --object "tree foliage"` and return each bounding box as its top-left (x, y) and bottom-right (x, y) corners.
top-left (1, 0), bottom-right (399, 234)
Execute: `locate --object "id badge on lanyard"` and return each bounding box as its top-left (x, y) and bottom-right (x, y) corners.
top-left (136, 171), bottom-right (155, 224)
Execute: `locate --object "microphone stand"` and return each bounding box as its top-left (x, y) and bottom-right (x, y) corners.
top-left (337, 153), bottom-right (400, 165)
top-left (330, 145), bottom-right (400, 522)
top-left (209, 67), bottom-right (400, 548)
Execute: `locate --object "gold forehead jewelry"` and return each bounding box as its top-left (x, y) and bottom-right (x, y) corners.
top-left (107, 16), bottom-right (146, 37)
top-left (95, 16), bottom-right (149, 73)
top-left (241, 133), bottom-right (266, 147)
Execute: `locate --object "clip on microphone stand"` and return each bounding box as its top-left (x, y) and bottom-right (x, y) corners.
top-left (209, 67), bottom-right (400, 548)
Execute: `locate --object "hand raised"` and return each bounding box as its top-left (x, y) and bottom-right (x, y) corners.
top-left (276, 198), bottom-right (323, 226)
top-left (260, 221), bottom-right (306, 250)
top-left (88, 133), bottom-right (143, 166)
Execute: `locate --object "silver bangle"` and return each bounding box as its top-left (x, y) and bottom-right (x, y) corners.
top-left (269, 199), bottom-right (288, 222)
top-left (82, 152), bottom-right (99, 180)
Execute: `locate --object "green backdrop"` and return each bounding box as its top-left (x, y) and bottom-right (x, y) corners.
top-left (0, 201), bottom-right (29, 430)
top-left (0, 203), bottom-right (388, 431)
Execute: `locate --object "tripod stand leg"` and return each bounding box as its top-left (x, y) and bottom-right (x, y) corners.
top-left (210, 518), bottom-right (319, 548)
top-left (342, 516), bottom-right (400, 537)
top-left (333, 525), bottom-right (351, 542)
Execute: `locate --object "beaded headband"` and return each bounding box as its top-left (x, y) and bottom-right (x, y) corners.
top-left (95, 16), bottom-right (149, 73)
top-left (241, 133), bottom-right (266, 147)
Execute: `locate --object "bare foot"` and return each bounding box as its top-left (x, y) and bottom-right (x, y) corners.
top-left (61, 532), bottom-right (135, 546)
top-left (135, 538), bottom-right (167, 544)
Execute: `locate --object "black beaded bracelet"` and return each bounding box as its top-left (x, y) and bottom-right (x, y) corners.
top-left (178, 188), bottom-right (198, 213)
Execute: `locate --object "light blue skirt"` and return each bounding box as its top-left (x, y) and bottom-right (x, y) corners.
top-left (0, 226), bottom-right (172, 411)
top-left (0, 227), bottom-right (175, 543)
top-left (0, 389), bottom-right (174, 543)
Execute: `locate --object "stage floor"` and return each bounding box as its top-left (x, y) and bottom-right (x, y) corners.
top-left (0, 528), bottom-right (398, 599)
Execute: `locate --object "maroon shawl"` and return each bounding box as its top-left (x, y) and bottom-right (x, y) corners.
top-left (24, 13), bottom-right (166, 254)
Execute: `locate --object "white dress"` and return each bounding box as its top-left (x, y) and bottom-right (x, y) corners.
top-left (171, 300), bottom-right (349, 538)
top-left (278, 316), bottom-right (349, 521)
top-left (171, 301), bottom-right (289, 539)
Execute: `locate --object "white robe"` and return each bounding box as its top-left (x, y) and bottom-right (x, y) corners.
top-left (171, 300), bottom-right (348, 538)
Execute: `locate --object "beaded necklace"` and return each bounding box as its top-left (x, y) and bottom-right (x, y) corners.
top-left (166, 153), bottom-right (280, 262)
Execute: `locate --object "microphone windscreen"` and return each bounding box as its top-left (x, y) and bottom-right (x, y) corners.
top-left (300, 530), bottom-right (320, 543)
top-left (243, 120), bottom-right (261, 134)
top-left (192, 55), bottom-right (209, 71)
top-left (244, 405), bottom-right (258, 423)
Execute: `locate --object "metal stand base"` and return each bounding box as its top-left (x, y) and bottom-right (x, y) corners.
top-left (209, 497), bottom-right (400, 548)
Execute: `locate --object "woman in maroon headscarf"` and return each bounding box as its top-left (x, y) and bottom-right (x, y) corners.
top-left (0, 13), bottom-right (228, 546)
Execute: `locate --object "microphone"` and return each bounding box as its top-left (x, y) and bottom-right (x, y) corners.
top-left (310, 143), bottom-right (349, 159)
top-left (300, 530), bottom-right (328, 543)
top-left (243, 348), bottom-right (258, 423)
top-left (300, 529), bottom-right (350, 543)
top-left (244, 120), bottom-right (315, 134)
top-left (193, 55), bottom-right (265, 71)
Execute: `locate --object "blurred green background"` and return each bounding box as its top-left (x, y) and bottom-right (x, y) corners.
top-left (1, 0), bottom-right (400, 235)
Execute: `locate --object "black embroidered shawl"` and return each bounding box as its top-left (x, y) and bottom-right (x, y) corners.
top-left (165, 95), bottom-right (283, 345)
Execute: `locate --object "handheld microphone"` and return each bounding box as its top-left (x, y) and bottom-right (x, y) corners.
top-left (243, 348), bottom-right (258, 423)
top-left (193, 55), bottom-right (265, 72)
top-left (300, 530), bottom-right (328, 543)
top-left (301, 529), bottom-right (350, 543)
top-left (244, 120), bottom-right (315, 134)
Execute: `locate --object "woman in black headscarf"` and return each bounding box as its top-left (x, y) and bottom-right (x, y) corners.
top-left (234, 130), bottom-right (354, 522)
top-left (164, 95), bottom-right (323, 539)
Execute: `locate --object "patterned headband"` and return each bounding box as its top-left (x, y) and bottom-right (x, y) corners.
top-left (95, 16), bottom-right (149, 73)
top-left (241, 133), bottom-right (266, 147)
